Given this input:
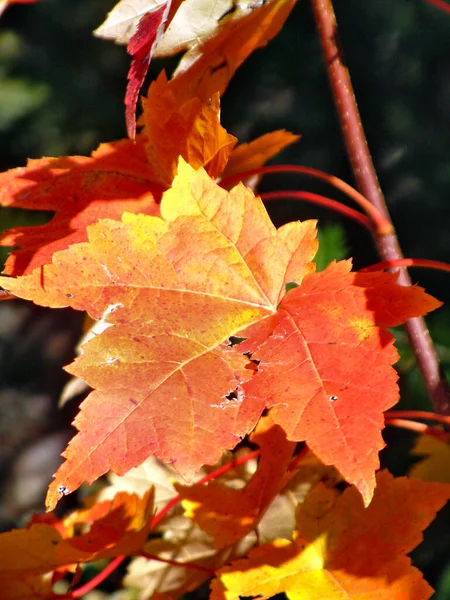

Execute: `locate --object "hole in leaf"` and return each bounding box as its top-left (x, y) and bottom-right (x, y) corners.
top-left (227, 335), bottom-right (247, 346)
top-left (225, 386), bottom-right (245, 403)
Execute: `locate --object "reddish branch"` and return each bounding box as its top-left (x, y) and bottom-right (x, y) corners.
top-left (310, 0), bottom-right (450, 416)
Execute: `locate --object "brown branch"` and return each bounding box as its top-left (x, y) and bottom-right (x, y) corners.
top-left (310, 0), bottom-right (450, 416)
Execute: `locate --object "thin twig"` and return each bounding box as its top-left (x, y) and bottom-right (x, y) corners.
top-left (220, 164), bottom-right (391, 233)
top-left (359, 258), bottom-right (450, 274)
top-left (310, 0), bottom-right (450, 416)
top-left (259, 190), bottom-right (372, 231)
top-left (385, 418), bottom-right (450, 441)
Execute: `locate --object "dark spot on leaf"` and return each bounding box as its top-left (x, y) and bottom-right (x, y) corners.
top-left (130, 398), bottom-right (138, 405)
top-left (285, 281), bottom-right (299, 292)
top-left (66, 293), bottom-right (73, 299)
top-left (227, 336), bottom-right (247, 346)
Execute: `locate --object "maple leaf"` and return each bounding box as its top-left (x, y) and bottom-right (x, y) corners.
top-left (140, 71), bottom-right (237, 188)
top-left (0, 74), bottom-right (296, 275)
top-left (237, 262), bottom-right (441, 505)
top-left (221, 130), bottom-right (301, 182)
top-left (0, 160), bottom-right (439, 510)
top-left (0, 159), bottom-right (318, 509)
top-left (211, 471), bottom-right (450, 600)
top-left (175, 415), bottom-right (297, 548)
top-left (95, 0), bottom-right (297, 135)
top-left (0, 138), bottom-right (161, 276)
top-left (0, 490), bottom-right (154, 600)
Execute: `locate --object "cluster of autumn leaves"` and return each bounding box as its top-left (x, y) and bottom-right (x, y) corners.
top-left (0, 1), bottom-right (449, 599)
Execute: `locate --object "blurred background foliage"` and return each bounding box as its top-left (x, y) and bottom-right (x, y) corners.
top-left (0, 0), bottom-right (449, 596)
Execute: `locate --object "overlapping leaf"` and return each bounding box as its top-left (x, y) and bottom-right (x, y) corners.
top-left (168, 0), bottom-right (297, 105)
top-left (0, 74), bottom-right (297, 276)
top-left (0, 160), bottom-right (440, 512)
top-left (140, 71), bottom-right (237, 187)
top-left (237, 264), bottom-right (442, 505)
top-left (211, 471), bottom-right (450, 600)
top-left (95, 0), bottom-right (297, 134)
top-left (176, 416), bottom-right (297, 548)
top-left (0, 490), bottom-right (154, 600)
top-left (0, 138), bottom-right (160, 276)
top-left (409, 435), bottom-right (450, 483)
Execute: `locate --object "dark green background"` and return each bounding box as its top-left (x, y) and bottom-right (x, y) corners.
top-left (0, 0), bottom-right (449, 597)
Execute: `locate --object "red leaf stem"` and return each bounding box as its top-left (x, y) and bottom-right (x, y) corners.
top-left (385, 418), bottom-right (450, 440)
top-left (360, 259), bottom-right (450, 274)
top-left (219, 164), bottom-right (391, 234)
top-left (259, 190), bottom-right (371, 231)
top-left (58, 555), bottom-right (126, 599)
top-left (386, 410), bottom-right (450, 426)
top-left (425, 0), bottom-right (450, 13)
top-left (139, 551), bottom-right (215, 573)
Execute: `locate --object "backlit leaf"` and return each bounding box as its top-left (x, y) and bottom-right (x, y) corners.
top-left (0, 138), bottom-right (160, 276)
top-left (0, 490), bottom-right (154, 600)
top-left (176, 415), bottom-right (296, 548)
top-left (238, 262), bottom-right (441, 505)
top-left (140, 71), bottom-right (237, 187)
top-left (169, 0), bottom-right (297, 105)
top-left (0, 161), bottom-right (439, 511)
top-left (211, 471), bottom-right (450, 600)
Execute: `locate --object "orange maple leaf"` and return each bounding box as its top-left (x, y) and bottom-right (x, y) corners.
top-left (0, 160), bottom-right (440, 511)
top-left (140, 71), bottom-right (237, 188)
top-left (211, 471), bottom-right (450, 600)
top-left (175, 415), bottom-right (297, 548)
top-left (0, 138), bottom-right (161, 276)
top-left (0, 490), bottom-right (154, 600)
top-left (0, 74), bottom-right (297, 276)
